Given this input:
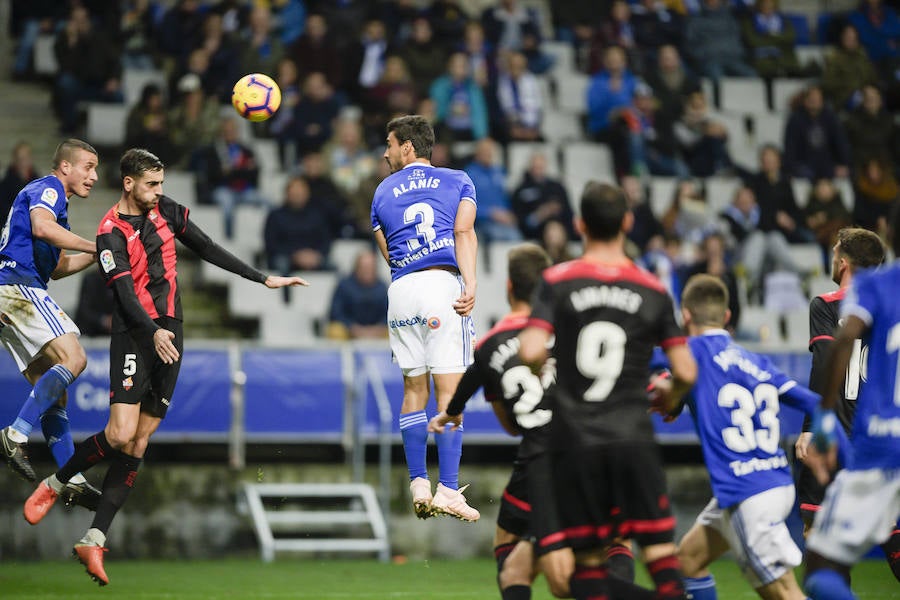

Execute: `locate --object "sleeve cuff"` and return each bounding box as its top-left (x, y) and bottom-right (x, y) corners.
top-left (526, 317), bottom-right (554, 333)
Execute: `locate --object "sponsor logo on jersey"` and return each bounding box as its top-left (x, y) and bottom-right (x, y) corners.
top-left (0, 259), bottom-right (17, 269)
top-left (161, 397), bottom-right (170, 406)
top-left (427, 316), bottom-right (441, 329)
top-left (122, 376), bottom-right (134, 391)
top-left (40, 187), bottom-right (58, 206)
top-left (127, 229), bottom-right (142, 242)
top-left (99, 249), bottom-right (116, 273)
top-left (0, 312), bottom-right (9, 328)
top-left (149, 210), bottom-right (158, 221)
top-left (389, 316), bottom-right (428, 328)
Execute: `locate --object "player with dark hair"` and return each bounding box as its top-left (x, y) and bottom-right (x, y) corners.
top-left (518, 181), bottom-right (697, 600)
top-left (804, 208), bottom-right (900, 598)
top-left (0, 138), bottom-right (101, 509)
top-left (653, 274), bottom-right (825, 600)
top-left (23, 148), bottom-right (306, 586)
top-left (372, 115), bottom-right (480, 521)
top-left (794, 227), bottom-right (900, 582)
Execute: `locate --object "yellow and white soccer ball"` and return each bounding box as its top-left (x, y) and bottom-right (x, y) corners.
top-left (231, 73), bottom-right (282, 122)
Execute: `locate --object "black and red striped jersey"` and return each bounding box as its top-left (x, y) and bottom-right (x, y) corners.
top-left (528, 258), bottom-right (686, 449)
top-left (96, 195), bottom-right (188, 332)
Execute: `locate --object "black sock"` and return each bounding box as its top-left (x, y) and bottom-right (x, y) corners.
top-left (91, 452), bottom-right (142, 535)
top-left (570, 565), bottom-right (609, 600)
top-left (882, 527), bottom-right (900, 583)
top-left (646, 555), bottom-right (686, 599)
top-left (56, 431), bottom-right (114, 483)
top-left (606, 542), bottom-right (635, 583)
top-left (501, 585), bottom-right (531, 600)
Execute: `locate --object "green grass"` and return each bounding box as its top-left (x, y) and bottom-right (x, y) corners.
top-left (0, 558), bottom-right (896, 599)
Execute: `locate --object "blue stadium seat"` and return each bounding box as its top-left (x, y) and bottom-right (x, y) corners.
top-left (785, 13), bottom-right (812, 46)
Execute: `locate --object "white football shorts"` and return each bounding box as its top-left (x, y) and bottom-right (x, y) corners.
top-left (387, 269), bottom-right (475, 377)
top-left (807, 467), bottom-right (900, 565)
top-left (0, 284), bottom-right (80, 372)
top-left (695, 484), bottom-right (801, 588)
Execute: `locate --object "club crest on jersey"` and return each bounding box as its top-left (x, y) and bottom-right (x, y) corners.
top-left (427, 316), bottom-right (441, 329)
top-left (0, 312), bottom-right (10, 327)
top-left (122, 377), bottom-right (134, 391)
top-left (99, 249), bottom-right (116, 273)
top-left (40, 187), bottom-right (58, 206)
top-left (149, 210), bottom-right (158, 221)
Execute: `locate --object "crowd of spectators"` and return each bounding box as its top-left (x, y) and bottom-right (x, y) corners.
top-left (5, 0), bottom-right (900, 338)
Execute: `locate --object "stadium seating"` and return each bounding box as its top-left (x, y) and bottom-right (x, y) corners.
top-left (719, 78), bottom-right (768, 116)
top-left (228, 275), bottom-right (286, 318)
top-left (164, 171), bottom-right (198, 208)
top-left (329, 240), bottom-right (373, 276)
top-left (807, 274), bottom-right (837, 299)
top-left (85, 102), bottom-right (129, 147)
top-left (231, 205), bottom-right (267, 263)
top-left (705, 176), bottom-right (742, 215)
top-left (561, 142), bottom-right (615, 205)
top-left (772, 78), bottom-right (810, 112)
top-left (33, 34), bottom-right (58, 76)
top-left (122, 69), bottom-right (168, 107)
top-left (783, 308), bottom-right (811, 347)
top-left (542, 41), bottom-right (576, 75)
top-left (554, 72), bottom-right (589, 115)
top-left (791, 178), bottom-right (812, 208)
top-left (505, 141), bottom-right (560, 190)
top-left (50, 270), bottom-right (85, 316)
top-left (539, 109), bottom-right (583, 145)
top-left (789, 243), bottom-right (826, 273)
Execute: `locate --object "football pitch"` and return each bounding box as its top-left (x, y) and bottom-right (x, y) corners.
top-left (0, 558), bottom-right (897, 599)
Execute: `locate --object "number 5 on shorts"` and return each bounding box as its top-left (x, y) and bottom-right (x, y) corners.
top-left (123, 353), bottom-right (137, 376)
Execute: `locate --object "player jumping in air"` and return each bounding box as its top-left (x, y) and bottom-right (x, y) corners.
top-left (372, 115), bottom-right (479, 521)
top-left (0, 139), bottom-right (101, 510)
top-left (518, 181), bottom-right (697, 600)
top-left (23, 148), bottom-right (306, 586)
top-left (653, 274), bottom-right (828, 600)
top-left (804, 208), bottom-right (900, 599)
top-left (794, 227), bottom-right (900, 583)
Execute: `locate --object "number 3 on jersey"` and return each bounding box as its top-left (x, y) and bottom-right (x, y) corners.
top-left (403, 202), bottom-right (436, 251)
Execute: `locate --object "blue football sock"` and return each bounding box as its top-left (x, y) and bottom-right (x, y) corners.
top-left (12, 365), bottom-right (75, 437)
top-left (40, 405), bottom-right (75, 468)
top-left (399, 411), bottom-right (428, 481)
top-left (436, 424), bottom-right (463, 489)
top-left (685, 575), bottom-right (718, 600)
top-left (805, 569), bottom-right (855, 600)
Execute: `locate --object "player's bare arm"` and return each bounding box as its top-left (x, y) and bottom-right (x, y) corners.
top-left (665, 344), bottom-right (698, 401)
top-left (50, 252), bottom-right (97, 279)
top-left (518, 326), bottom-right (550, 370)
top-left (374, 229), bottom-right (390, 264)
top-left (31, 208), bottom-right (95, 253)
top-left (490, 402), bottom-right (521, 437)
top-left (264, 275), bottom-right (309, 288)
top-left (453, 200), bottom-right (477, 317)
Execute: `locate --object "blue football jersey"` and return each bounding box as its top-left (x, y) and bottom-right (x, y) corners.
top-left (841, 263), bottom-right (900, 470)
top-left (684, 330), bottom-right (820, 508)
top-left (371, 163), bottom-right (476, 281)
top-left (0, 175), bottom-right (69, 289)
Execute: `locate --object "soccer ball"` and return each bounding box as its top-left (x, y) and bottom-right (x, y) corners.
top-left (231, 73), bottom-right (281, 122)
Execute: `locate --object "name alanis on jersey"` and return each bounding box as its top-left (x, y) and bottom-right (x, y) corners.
top-left (712, 347), bottom-right (772, 381)
top-left (868, 415), bottom-right (900, 437)
top-left (392, 176), bottom-right (441, 198)
top-left (570, 285), bottom-right (643, 313)
top-left (391, 236), bottom-right (455, 269)
top-left (489, 337), bottom-right (520, 374)
top-left (729, 455), bottom-right (789, 476)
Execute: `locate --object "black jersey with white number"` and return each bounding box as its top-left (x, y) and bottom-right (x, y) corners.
top-left (528, 259), bottom-right (686, 449)
top-left (472, 314), bottom-right (554, 459)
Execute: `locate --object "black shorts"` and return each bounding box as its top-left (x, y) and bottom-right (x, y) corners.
top-left (527, 452), bottom-right (564, 556)
top-left (109, 318), bottom-right (183, 419)
top-left (537, 441), bottom-right (675, 555)
top-left (795, 459), bottom-right (828, 526)
top-left (497, 461), bottom-right (532, 538)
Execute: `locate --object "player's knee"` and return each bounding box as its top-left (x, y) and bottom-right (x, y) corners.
top-left (63, 345), bottom-right (87, 377)
top-left (106, 423), bottom-right (137, 450)
top-left (130, 436), bottom-right (151, 458)
top-left (676, 545), bottom-right (703, 577)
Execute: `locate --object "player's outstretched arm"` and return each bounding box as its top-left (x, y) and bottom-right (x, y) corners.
top-left (264, 275), bottom-right (309, 288)
top-left (453, 200), bottom-right (478, 317)
top-left (31, 209), bottom-right (95, 253)
top-left (51, 252), bottom-right (97, 279)
top-left (177, 220), bottom-right (270, 284)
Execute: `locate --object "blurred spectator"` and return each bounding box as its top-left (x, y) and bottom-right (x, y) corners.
top-left (740, 0), bottom-right (809, 79)
top-left (804, 178), bottom-right (853, 257)
top-left (541, 220), bottom-right (575, 264)
top-left (853, 157), bottom-right (900, 237)
top-left (748, 145), bottom-right (814, 244)
top-left (324, 118), bottom-right (379, 200)
top-left (326, 250), bottom-right (389, 340)
top-left (119, 0), bottom-right (158, 70)
top-left (301, 152), bottom-right (356, 239)
top-left (238, 5), bottom-right (286, 78)
top-left (622, 82), bottom-right (689, 177)
top-left (291, 72), bottom-right (343, 157)
top-left (674, 90), bottom-right (733, 177)
top-left (168, 73), bottom-right (222, 169)
top-left (720, 185), bottom-right (804, 295)
top-left (399, 17), bottom-right (448, 98)
top-left (379, 0), bottom-right (419, 46)
top-left (53, 5), bottom-right (123, 134)
top-left (783, 85), bottom-right (851, 180)
top-left (459, 20), bottom-right (494, 88)
top-left (430, 52), bottom-right (489, 142)
top-left (549, 0), bottom-right (601, 73)
top-left (157, 0), bottom-right (205, 66)
top-left (661, 177), bottom-right (717, 244)
top-left (822, 23), bottom-right (881, 112)
top-left (481, 0), bottom-right (551, 73)
top-left (194, 12), bottom-right (240, 103)
top-left (363, 56), bottom-right (418, 142)
top-left (270, 0), bottom-right (306, 46)
top-left (0, 142), bottom-right (38, 220)
top-left (74, 268), bottom-right (114, 337)
top-left (496, 51), bottom-right (543, 142)
top-left (511, 152), bottom-right (574, 240)
top-left (843, 84), bottom-right (898, 170)
top-left (848, 0), bottom-right (900, 71)
top-left (348, 159), bottom-right (392, 239)
top-left (590, 1), bottom-right (641, 74)
top-left (194, 118), bottom-right (265, 238)
top-left (684, 0), bottom-right (756, 84)
top-left (427, 1), bottom-right (471, 51)
top-left (212, 0), bottom-right (249, 35)
top-left (289, 13), bottom-right (343, 89)
top-left (309, 0), bottom-right (368, 45)
top-left (268, 57), bottom-right (303, 168)
top-left (622, 174), bottom-right (664, 255)
top-left (646, 45), bottom-right (701, 122)
top-left (347, 19), bottom-right (390, 104)
top-left (632, 0), bottom-right (684, 72)
top-left (465, 138), bottom-right (521, 243)
top-left (680, 232), bottom-right (741, 332)
top-left (264, 175), bottom-right (333, 272)
top-left (11, 0), bottom-right (64, 79)
top-left (125, 83), bottom-right (174, 166)
top-left (587, 46), bottom-right (637, 143)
